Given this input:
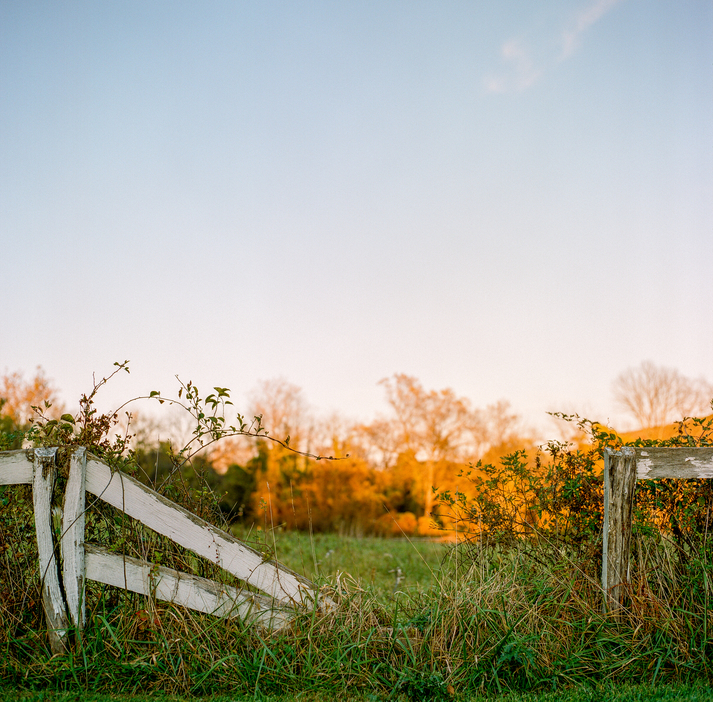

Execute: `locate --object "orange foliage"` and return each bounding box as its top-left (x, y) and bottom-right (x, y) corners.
top-left (375, 511), bottom-right (418, 536)
top-left (0, 367), bottom-right (63, 427)
top-left (240, 375), bottom-right (533, 535)
top-left (208, 436), bottom-right (255, 475)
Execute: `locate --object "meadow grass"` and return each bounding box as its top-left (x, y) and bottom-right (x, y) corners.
top-left (230, 526), bottom-right (450, 599)
top-left (3, 525), bottom-right (712, 700)
top-left (5, 680), bottom-right (713, 701)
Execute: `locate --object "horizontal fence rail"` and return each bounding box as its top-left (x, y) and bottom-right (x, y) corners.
top-left (0, 448), bottom-right (327, 652)
top-left (635, 447), bottom-right (713, 480)
top-left (85, 544), bottom-right (293, 630)
top-left (0, 449), bottom-right (33, 485)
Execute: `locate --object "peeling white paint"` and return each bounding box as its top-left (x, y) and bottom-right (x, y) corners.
top-left (634, 448), bottom-right (713, 480)
top-left (85, 544), bottom-right (293, 631)
top-left (0, 450), bottom-right (33, 485)
top-left (683, 456), bottom-right (713, 478)
top-left (32, 448), bottom-right (70, 654)
top-left (637, 458), bottom-right (653, 479)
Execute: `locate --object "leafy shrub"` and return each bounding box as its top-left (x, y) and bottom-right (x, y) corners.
top-left (438, 412), bottom-right (713, 566)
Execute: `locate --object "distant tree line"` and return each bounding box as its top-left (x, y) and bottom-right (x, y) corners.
top-left (1, 362), bottom-right (711, 536)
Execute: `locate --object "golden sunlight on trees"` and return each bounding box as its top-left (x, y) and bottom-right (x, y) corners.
top-left (7, 363), bottom-right (713, 540)
top-left (247, 378), bottom-right (313, 527)
top-left (250, 377), bottom-right (310, 449)
top-left (613, 361), bottom-right (713, 430)
top-left (0, 367), bottom-right (533, 536)
top-left (376, 374), bottom-right (476, 527)
top-left (0, 367), bottom-right (63, 428)
top-left (198, 374), bottom-right (529, 535)
top-left (479, 400), bottom-right (528, 463)
top-left (209, 436), bottom-right (256, 475)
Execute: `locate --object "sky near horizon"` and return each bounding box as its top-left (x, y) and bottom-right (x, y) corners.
top-left (1, 0), bottom-right (712, 436)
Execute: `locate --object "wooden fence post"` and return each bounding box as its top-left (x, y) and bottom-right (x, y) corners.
top-left (62, 447), bottom-right (86, 633)
top-left (32, 447), bottom-right (70, 654)
top-left (602, 447), bottom-right (637, 612)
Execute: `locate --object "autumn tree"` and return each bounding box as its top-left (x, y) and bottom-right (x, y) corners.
top-left (479, 400), bottom-right (530, 463)
top-left (247, 378), bottom-right (313, 526)
top-left (356, 417), bottom-right (403, 470)
top-left (0, 366), bottom-right (63, 430)
top-left (613, 361), bottom-right (713, 430)
top-left (202, 377), bottom-right (311, 495)
top-left (375, 374), bottom-right (480, 527)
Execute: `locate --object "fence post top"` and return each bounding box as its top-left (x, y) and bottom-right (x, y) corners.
top-left (604, 446), bottom-right (635, 458)
top-left (34, 447), bottom-right (58, 460)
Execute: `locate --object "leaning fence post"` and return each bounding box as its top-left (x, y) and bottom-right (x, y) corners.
top-left (602, 447), bottom-right (637, 612)
top-left (62, 447), bottom-right (87, 633)
top-left (32, 447), bottom-right (70, 654)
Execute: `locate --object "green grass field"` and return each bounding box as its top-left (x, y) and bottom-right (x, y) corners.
top-left (3, 527), bottom-right (713, 700)
top-left (4, 495), bottom-right (713, 700)
top-left (231, 527), bottom-right (451, 600)
top-left (6, 681), bottom-right (713, 701)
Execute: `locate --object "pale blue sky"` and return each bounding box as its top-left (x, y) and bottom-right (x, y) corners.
top-left (1, 0), bottom-right (711, 433)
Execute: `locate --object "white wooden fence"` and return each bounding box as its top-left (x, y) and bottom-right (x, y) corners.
top-left (602, 446), bottom-right (713, 611)
top-left (0, 447), bottom-right (327, 653)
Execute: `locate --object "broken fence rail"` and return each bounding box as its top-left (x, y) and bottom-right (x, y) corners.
top-left (0, 447), bottom-right (325, 653)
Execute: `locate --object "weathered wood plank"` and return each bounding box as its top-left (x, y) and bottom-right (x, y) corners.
top-left (0, 450), bottom-right (33, 485)
top-left (62, 448), bottom-right (86, 630)
top-left (636, 447), bottom-right (713, 480)
top-left (84, 544), bottom-right (292, 630)
top-left (84, 457), bottom-right (315, 606)
top-left (32, 448), bottom-right (69, 653)
top-left (603, 447), bottom-right (637, 612)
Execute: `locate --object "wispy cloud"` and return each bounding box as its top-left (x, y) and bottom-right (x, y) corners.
top-left (484, 38), bottom-right (542, 93)
top-left (484, 0), bottom-right (625, 94)
top-left (561, 0), bottom-right (623, 59)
